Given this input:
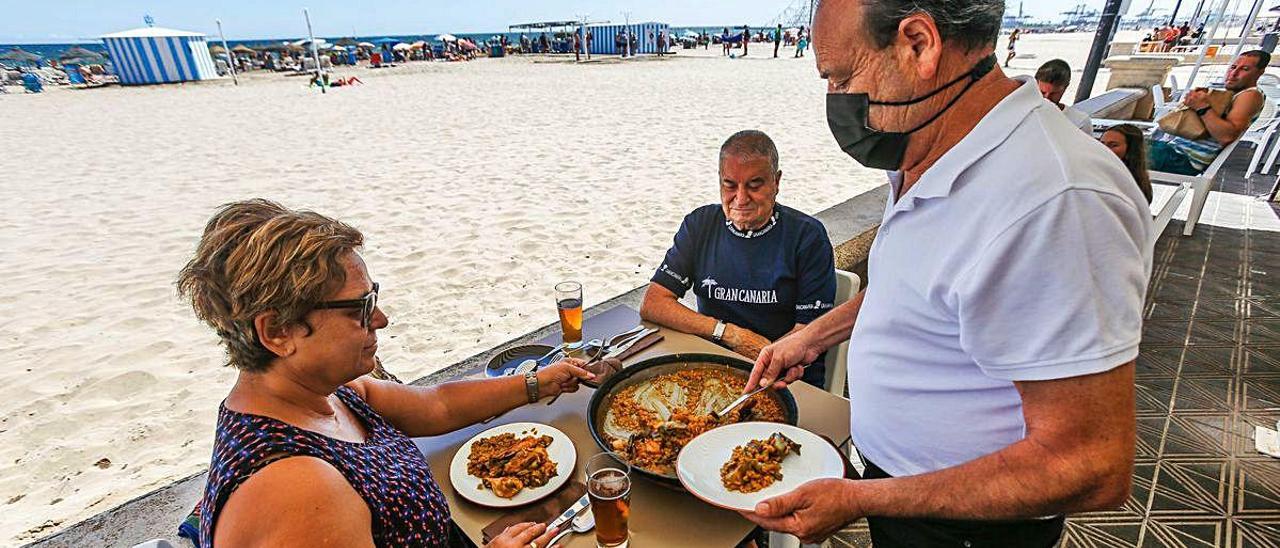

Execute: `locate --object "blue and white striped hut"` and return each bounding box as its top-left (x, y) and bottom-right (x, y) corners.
top-left (100, 26), bottom-right (218, 85)
top-left (586, 22), bottom-right (671, 55)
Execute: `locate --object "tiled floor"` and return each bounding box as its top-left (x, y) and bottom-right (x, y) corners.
top-left (830, 150), bottom-right (1280, 547)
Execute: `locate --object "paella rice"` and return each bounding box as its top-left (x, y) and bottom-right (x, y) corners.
top-left (466, 432), bottom-right (558, 498)
top-left (720, 432), bottom-right (802, 493)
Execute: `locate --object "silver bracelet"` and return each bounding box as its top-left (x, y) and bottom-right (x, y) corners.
top-left (524, 371), bottom-right (540, 403)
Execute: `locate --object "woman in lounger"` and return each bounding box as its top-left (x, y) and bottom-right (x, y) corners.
top-left (178, 199), bottom-right (592, 547)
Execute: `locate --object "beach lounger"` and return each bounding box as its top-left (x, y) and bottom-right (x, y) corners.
top-left (1150, 137), bottom-right (1241, 237)
top-left (1150, 182), bottom-right (1192, 246)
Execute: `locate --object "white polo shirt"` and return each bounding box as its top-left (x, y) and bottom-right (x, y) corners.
top-left (847, 76), bottom-right (1153, 478)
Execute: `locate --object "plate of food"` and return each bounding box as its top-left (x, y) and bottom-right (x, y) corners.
top-left (449, 422), bottom-right (576, 508)
top-left (586, 353), bottom-right (797, 488)
top-left (676, 422), bottom-right (844, 512)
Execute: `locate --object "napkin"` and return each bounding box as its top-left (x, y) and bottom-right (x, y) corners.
top-left (481, 481), bottom-right (587, 543)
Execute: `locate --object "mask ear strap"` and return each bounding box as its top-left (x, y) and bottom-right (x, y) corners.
top-left (898, 55), bottom-right (997, 134)
top-left (871, 55), bottom-right (998, 107)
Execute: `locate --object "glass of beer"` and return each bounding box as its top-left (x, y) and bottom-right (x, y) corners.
top-left (585, 452), bottom-right (631, 548)
top-left (555, 281), bottom-right (584, 351)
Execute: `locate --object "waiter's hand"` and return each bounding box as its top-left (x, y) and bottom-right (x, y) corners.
top-left (739, 478), bottom-right (864, 544)
top-left (723, 324), bottom-right (770, 360)
top-left (747, 329), bottom-right (822, 392)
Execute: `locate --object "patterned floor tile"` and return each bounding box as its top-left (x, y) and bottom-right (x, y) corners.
top-left (1149, 460), bottom-right (1230, 516)
top-left (1230, 412), bottom-right (1280, 458)
top-left (1171, 377), bottom-right (1237, 415)
top-left (1140, 518), bottom-right (1225, 547)
top-left (1246, 299), bottom-right (1280, 319)
top-left (1240, 376), bottom-right (1280, 412)
top-left (1145, 320), bottom-right (1192, 347)
top-left (1240, 347), bottom-right (1280, 377)
top-left (1179, 346), bottom-right (1238, 378)
top-left (1193, 299), bottom-right (1247, 320)
top-left (1149, 300), bottom-right (1197, 321)
top-left (1235, 459), bottom-right (1280, 516)
top-left (1243, 319), bottom-right (1280, 346)
top-left (1137, 378), bottom-right (1177, 416)
top-left (1186, 321), bottom-right (1242, 346)
top-left (1060, 520), bottom-right (1144, 548)
top-left (1162, 414), bottom-right (1235, 459)
top-left (1138, 347), bottom-right (1183, 379)
top-left (1230, 518), bottom-right (1280, 547)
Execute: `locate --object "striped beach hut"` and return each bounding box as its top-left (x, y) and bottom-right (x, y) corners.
top-left (100, 26), bottom-right (218, 85)
top-left (586, 22), bottom-right (670, 55)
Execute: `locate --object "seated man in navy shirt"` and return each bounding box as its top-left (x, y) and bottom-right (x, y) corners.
top-left (640, 130), bottom-right (836, 387)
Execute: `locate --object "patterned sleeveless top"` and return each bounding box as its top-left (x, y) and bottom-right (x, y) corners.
top-left (199, 386), bottom-right (453, 547)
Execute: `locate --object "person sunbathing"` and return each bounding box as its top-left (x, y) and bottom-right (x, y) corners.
top-left (177, 199), bottom-right (592, 547)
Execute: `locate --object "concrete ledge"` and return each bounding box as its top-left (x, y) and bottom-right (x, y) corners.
top-left (28, 183), bottom-right (892, 547)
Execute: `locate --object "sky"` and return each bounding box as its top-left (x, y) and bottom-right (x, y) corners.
top-left (0, 0), bottom-right (1193, 44)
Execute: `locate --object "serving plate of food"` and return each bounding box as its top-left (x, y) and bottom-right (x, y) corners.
top-left (586, 353), bottom-right (798, 488)
top-left (676, 422), bottom-right (845, 512)
top-left (449, 422), bottom-right (576, 508)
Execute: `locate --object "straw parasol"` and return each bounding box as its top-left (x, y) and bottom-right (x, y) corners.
top-left (1, 48), bottom-right (43, 65)
top-left (232, 44), bottom-right (257, 54)
top-left (209, 44), bottom-right (227, 55)
top-left (335, 37), bottom-right (360, 47)
top-left (59, 46), bottom-right (104, 63)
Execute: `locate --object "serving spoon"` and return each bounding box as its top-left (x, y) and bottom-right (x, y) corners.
top-left (712, 364), bottom-right (807, 420)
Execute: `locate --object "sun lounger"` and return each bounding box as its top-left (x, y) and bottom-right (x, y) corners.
top-left (1150, 137), bottom-right (1241, 237)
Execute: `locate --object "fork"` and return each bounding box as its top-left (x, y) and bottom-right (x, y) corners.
top-left (545, 325), bottom-right (646, 406)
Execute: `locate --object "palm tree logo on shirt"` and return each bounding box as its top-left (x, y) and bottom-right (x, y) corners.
top-left (701, 277), bottom-right (719, 290)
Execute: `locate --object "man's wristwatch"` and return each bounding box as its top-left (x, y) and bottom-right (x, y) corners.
top-left (524, 371), bottom-right (540, 403)
top-left (1195, 106), bottom-right (1211, 117)
top-left (712, 320), bottom-right (727, 342)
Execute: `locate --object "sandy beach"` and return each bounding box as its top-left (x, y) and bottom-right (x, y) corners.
top-left (0, 32), bottom-right (1139, 543)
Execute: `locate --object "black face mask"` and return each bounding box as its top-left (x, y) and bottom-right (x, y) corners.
top-left (826, 55), bottom-right (997, 171)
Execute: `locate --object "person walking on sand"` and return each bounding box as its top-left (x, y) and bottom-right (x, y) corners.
top-left (742, 24), bottom-right (750, 56)
top-left (1005, 28), bottom-right (1020, 67)
top-left (722, 27), bottom-right (731, 56)
top-left (774, 24), bottom-right (783, 57)
top-left (795, 26), bottom-right (809, 58)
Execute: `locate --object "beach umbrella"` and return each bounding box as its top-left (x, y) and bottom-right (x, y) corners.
top-left (61, 56), bottom-right (103, 66)
top-left (436, 33), bottom-right (457, 42)
top-left (209, 44), bottom-right (227, 55)
top-left (59, 46), bottom-right (103, 62)
top-left (393, 42), bottom-right (412, 50)
top-left (411, 40), bottom-right (427, 48)
top-left (358, 42), bottom-right (375, 48)
top-left (232, 44), bottom-right (257, 54)
top-left (1, 48), bottom-right (42, 65)
top-left (335, 37), bottom-right (360, 46)
top-left (330, 45), bottom-right (347, 52)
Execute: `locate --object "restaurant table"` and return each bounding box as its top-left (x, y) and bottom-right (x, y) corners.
top-left (415, 304), bottom-right (852, 547)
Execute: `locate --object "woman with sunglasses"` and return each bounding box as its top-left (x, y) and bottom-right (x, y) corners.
top-left (177, 199), bottom-right (593, 548)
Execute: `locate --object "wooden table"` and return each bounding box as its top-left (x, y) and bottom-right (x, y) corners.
top-left (415, 305), bottom-right (851, 547)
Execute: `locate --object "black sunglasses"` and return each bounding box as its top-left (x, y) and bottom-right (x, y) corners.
top-left (313, 282), bottom-right (379, 328)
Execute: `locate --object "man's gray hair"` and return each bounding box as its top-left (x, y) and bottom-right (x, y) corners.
top-left (864, 0), bottom-right (1005, 52)
top-left (719, 130), bottom-right (780, 173)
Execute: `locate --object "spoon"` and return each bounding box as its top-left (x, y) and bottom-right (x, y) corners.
top-left (713, 364), bottom-right (808, 420)
top-left (513, 343), bottom-right (568, 375)
top-left (547, 508), bottom-right (594, 547)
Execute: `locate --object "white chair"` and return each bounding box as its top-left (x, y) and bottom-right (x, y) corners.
top-left (823, 269), bottom-right (861, 398)
top-left (1149, 137), bottom-right (1242, 236)
top-left (1241, 110), bottom-right (1280, 177)
top-left (1152, 84), bottom-right (1167, 113)
top-left (1149, 182), bottom-right (1192, 247)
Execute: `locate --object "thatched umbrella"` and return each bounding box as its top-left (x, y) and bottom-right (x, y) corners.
top-left (232, 44), bottom-right (257, 54)
top-left (59, 46), bottom-right (104, 63)
top-left (0, 48), bottom-right (42, 66)
top-left (209, 44), bottom-right (227, 55)
top-left (335, 37), bottom-right (360, 47)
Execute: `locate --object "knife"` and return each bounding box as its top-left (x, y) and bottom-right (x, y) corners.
top-left (602, 328), bottom-right (658, 360)
top-left (547, 493), bottom-right (591, 531)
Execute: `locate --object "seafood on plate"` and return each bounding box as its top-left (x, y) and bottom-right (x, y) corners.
top-left (720, 432), bottom-right (803, 493)
top-left (466, 431), bottom-right (558, 498)
top-left (601, 368), bottom-right (787, 475)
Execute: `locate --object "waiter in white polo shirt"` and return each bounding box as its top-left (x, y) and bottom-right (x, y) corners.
top-left (742, 1), bottom-right (1153, 546)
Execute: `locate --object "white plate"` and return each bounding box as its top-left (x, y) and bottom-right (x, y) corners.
top-left (677, 422), bottom-right (844, 512)
top-left (449, 422), bottom-right (576, 508)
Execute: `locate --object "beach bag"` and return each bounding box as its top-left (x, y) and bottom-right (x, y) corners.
top-left (1156, 89), bottom-right (1233, 140)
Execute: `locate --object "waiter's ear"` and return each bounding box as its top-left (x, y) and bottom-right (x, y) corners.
top-left (896, 12), bottom-right (943, 81)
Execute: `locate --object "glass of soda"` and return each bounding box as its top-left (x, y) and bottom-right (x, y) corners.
top-left (555, 281), bottom-right (584, 351)
top-left (585, 452), bottom-right (631, 548)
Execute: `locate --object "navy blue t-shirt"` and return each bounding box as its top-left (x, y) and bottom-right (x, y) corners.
top-left (651, 204), bottom-right (836, 386)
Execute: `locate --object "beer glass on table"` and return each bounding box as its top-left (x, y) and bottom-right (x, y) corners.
top-left (585, 452), bottom-right (631, 548)
top-left (555, 281), bottom-right (584, 352)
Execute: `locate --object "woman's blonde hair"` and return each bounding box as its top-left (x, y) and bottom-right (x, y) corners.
top-left (176, 199), bottom-right (364, 372)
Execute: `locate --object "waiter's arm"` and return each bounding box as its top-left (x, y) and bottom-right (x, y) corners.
top-left (748, 289), bottom-right (864, 389)
top-left (852, 362), bottom-right (1135, 518)
top-left (746, 362), bottom-right (1134, 542)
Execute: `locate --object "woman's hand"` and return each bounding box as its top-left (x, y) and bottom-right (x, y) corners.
top-left (536, 358), bottom-right (594, 399)
top-left (487, 522), bottom-right (558, 548)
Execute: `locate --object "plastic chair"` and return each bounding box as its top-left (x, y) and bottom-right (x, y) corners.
top-left (1150, 137), bottom-right (1241, 236)
top-left (822, 269), bottom-right (861, 398)
top-left (1149, 182), bottom-right (1192, 247)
